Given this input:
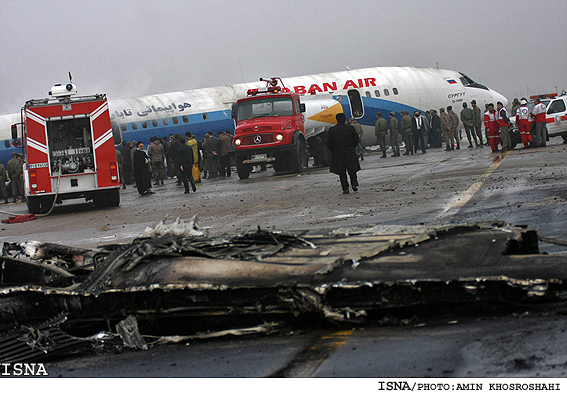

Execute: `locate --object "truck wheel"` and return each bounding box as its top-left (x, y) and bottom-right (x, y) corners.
top-left (93, 192), bottom-right (108, 208)
top-left (107, 189), bottom-right (120, 207)
top-left (26, 196), bottom-right (41, 214)
top-left (272, 160), bottom-right (285, 172)
top-left (236, 161), bottom-right (252, 179)
top-left (290, 138), bottom-right (307, 173)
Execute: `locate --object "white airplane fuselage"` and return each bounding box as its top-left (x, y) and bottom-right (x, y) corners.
top-left (0, 66), bottom-right (508, 163)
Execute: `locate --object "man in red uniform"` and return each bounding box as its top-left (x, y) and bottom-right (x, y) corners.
top-left (484, 103), bottom-right (500, 152)
top-left (516, 98), bottom-right (533, 148)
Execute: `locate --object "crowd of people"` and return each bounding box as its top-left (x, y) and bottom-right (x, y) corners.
top-left (0, 152), bottom-right (25, 204)
top-left (116, 130), bottom-right (235, 196)
top-left (369, 98), bottom-right (545, 157)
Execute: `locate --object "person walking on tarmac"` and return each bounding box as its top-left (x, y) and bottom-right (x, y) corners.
top-left (497, 101), bottom-right (512, 152)
top-left (411, 110), bottom-right (428, 154)
top-left (178, 137), bottom-right (197, 194)
top-left (133, 141), bottom-right (154, 196)
top-left (447, 106), bottom-right (460, 149)
top-left (460, 102), bottom-right (476, 148)
top-left (327, 113), bottom-right (360, 194)
top-left (400, 111), bottom-right (413, 155)
top-left (440, 108), bottom-right (453, 151)
top-left (470, 100), bottom-right (484, 147)
top-left (531, 98), bottom-right (547, 147)
top-left (374, 112), bottom-right (388, 158)
top-left (7, 152), bottom-right (24, 202)
top-left (0, 159), bottom-right (9, 204)
top-left (484, 103), bottom-right (500, 153)
top-left (389, 111), bottom-right (400, 157)
top-left (516, 98), bottom-right (533, 148)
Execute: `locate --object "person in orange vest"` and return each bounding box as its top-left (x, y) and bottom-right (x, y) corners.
top-left (484, 103), bottom-right (500, 153)
top-left (515, 98), bottom-right (533, 148)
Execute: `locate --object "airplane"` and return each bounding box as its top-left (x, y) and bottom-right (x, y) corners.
top-left (0, 66), bottom-right (508, 165)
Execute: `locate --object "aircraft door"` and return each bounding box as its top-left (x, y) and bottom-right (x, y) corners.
top-left (347, 90), bottom-right (364, 119)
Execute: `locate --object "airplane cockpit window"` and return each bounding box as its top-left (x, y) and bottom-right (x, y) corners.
top-left (375, 90), bottom-right (381, 97)
top-left (458, 73), bottom-right (489, 90)
top-left (393, 88), bottom-right (399, 95)
top-left (384, 89), bottom-right (390, 96)
top-left (547, 100), bottom-right (566, 115)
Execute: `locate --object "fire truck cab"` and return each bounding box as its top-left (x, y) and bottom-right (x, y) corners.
top-left (13, 83), bottom-right (121, 214)
top-left (232, 78), bottom-right (308, 179)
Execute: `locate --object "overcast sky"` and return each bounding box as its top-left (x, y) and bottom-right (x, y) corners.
top-left (1, 0), bottom-right (565, 114)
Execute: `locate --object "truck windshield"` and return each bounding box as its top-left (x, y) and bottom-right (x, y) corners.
top-left (237, 97), bottom-right (294, 121)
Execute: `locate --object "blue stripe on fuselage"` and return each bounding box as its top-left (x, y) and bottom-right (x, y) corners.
top-left (116, 109), bottom-right (235, 144)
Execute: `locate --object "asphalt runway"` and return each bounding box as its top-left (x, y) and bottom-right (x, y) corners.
top-left (1, 138), bottom-right (567, 378)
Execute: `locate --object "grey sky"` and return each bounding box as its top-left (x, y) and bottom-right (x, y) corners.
top-left (1, 0), bottom-right (565, 114)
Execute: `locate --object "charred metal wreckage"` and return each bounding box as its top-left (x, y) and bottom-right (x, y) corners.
top-left (1, 217), bottom-right (567, 364)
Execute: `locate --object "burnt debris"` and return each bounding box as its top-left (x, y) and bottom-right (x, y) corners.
top-left (1, 219), bottom-right (566, 363)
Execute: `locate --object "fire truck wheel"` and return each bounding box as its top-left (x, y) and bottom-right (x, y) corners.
top-left (26, 196), bottom-right (41, 214)
top-left (236, 161), bottom-right (251, 180)
top-left (93, 192), bottom-right (108, 208)
top-left (272, 161), bottom-right (285, 172)
top-left (290, 137), bottom-right (307, 173)
top-left (107, 189), bottom-right (120, 207)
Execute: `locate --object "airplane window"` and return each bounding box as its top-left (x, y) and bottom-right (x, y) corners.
top-left (393, 88), bottom-right (399, 95)
top-left (163, 119), bottom-right (169, 126)
top-left (120, 124), bottom-right (127, 132)
top-left (203, 113), bottom-right (209, 120)
top-left (4, 140), bottom-right (9, 148)
top-left (375, 90), bottom-right (381, 97)
top-left (132, 122), bottom-right (138, 130)
top-left (365, 91), bottom-right (371, 98)
top-left (547, 100), bottom-right (566, 115)
top-left (182, 116), bottom-right (189, 123)
top-left (142, 121), bottom-right (148, 128)
top-left (152, 120), bottom-right (158, 127)
top-left (172, 117), bottom-right (179, 125)
top-left (384, 89), bottom-right (390, 96)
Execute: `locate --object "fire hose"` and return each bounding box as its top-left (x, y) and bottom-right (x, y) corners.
top-left (0, 167), bottom-right (63, 221)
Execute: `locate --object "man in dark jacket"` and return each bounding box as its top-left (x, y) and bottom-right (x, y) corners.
top-left (178, 137), bottom-right (197, 193)
top-left (133, 141), bottom-right (153, 196)
top-left (326, 113), bottom-right (360, 194)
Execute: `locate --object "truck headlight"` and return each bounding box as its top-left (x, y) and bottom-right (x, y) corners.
top-left (275, 134), bottom-right (284, 142)
top-left (235, 138), bottom-right (241, 146)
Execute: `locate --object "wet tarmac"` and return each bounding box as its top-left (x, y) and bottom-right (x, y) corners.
top-left (1, 138), bottom-right (567, 377)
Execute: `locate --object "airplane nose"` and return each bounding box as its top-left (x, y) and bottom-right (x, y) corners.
top-left (492, 90), bottom-right (509, 107)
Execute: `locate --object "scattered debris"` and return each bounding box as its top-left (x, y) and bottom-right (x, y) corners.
top-left (0, 220), bottom-right (566, 364)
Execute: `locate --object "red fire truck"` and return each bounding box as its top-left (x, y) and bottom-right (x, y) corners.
top-left (232, 77), bottom-right (308, 179)
top-left (12, 82), bottom-right (121, 214)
